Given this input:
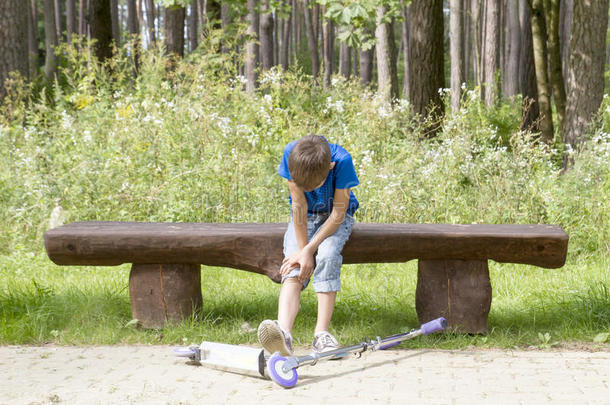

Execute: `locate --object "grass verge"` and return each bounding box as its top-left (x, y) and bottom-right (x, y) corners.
top-left (1, 251), bottom-right (608, 350)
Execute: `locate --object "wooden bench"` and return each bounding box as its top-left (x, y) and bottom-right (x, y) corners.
top-left (44, 222), bottom-right (568, 332)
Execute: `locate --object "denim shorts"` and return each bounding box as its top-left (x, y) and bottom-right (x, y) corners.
top-left (282, 213), bottom-right (355, 292)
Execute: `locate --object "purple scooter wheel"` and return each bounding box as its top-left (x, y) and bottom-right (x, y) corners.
top-left (268, 352), bottom-right (298, 388)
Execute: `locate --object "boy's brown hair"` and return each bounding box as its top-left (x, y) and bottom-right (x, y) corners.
top-left (288, 135), bottom-right (331, 190)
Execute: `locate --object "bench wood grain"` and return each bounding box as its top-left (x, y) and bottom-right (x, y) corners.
top-left (44, 222), bottom-right (568, 331)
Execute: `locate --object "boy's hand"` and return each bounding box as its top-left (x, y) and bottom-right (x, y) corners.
top-left (280, 248), bottom-right (315, 282)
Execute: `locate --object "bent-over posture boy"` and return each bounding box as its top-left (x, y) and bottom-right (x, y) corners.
top-left (258, 134), bottom-right (359, 355)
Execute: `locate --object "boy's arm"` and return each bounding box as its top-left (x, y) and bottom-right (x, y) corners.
top-left (280, 187), bottom-right (351, 282)
top-left (301, 187), bottom-right (350, 254)
top-left (287, 180), bottom-right (309, 250)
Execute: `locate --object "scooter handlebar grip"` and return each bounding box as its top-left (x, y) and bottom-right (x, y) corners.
top-left (421, 317), bottom-right (447, 335)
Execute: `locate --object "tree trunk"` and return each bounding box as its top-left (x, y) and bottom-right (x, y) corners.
top-left (409, 0), bottom-right (445, 131)
top-left (274, 11), bottom-right (279, 66)
top-left (126, 0), bottom-right (140, 74)
top-left (28, 0), bottom-right (39, 78)
top-left (313, 3), bottom-right (319, 47)
top-left (220, 3), bottom-right (232, 55)
top-left (43, 0), bottom-right (58, 80)
top-left (79, 0), bottom-right (87, 36)
top-left (280, 1), bottom-right (291, 70)
top-left (519, 0), bottom-right (540, 131)
top-left (291, 0), bottom-right (298, 64)
top-left (111, 0), bottom-right (120, 44)
top-left (127, 0), bottom-right (139, 36)
top-left (450, 0), bottom-right (465, 111)
top-left (188, 0), bottom-right (199, 52)
top-left (559, 0), bottom-right (573, 80)
top-left (89, 0), bottom-right (113, 61)
top-left (504, 0), bottom-right (521, 97)
top-left (471, 0), bottom-right (482, 87)
top-left (530, 0), bottom-right (554, 143)
top-left (66, 0), bottom-right (77, 44)
top-left (464, 0), bottom-right (472, 83)
top-left (339, 41), bottom-right (350, 79)
top-left (483, 0), bottom-right (500, 106)
top-left (401, 2), bottom-right (410, 99)
top-left (164, 5), bottom-right (185, 57)
top-left (546, 0), bottom-right (566, 133)
top-left (359, 45), bottom-right (374, 86)
top-left (303, 0), bottom-right (319, 80)
top-left (260, 0), bottom-right (274, 70)
top-left (375, 5), bottom-right (399, 101)
top-left (322, 6), bottom-right (333, 88)
top-left (144, 0), bottom-right (156, 45)
top-left (562, 0), bottom-right (609, 166)
top-left (245, 0), bottom-right (259, 93)
top-left (0, 0), bottom-right (28, 98)
top-left (54, 0), bottom-right (63, 41)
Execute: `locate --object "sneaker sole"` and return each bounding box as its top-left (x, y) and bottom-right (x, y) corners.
top-left (258, 321), bottom-right (292, 356)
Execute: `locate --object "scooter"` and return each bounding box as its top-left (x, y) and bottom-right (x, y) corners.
top-left (173, 317), bottom-right (447, 388)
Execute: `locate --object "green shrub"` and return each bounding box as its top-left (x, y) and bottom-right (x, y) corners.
top-left (0, 43), bottom-right (608, 261)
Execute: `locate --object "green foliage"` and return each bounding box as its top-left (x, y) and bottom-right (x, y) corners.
top-left (318, 0), bottom-right (379, 49)
top-left (158, 0), bottom-right (194, 8)
top-left (0, 43), bottom-right (608, 347)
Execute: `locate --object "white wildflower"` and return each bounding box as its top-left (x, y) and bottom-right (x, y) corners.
top-left (325, 96), bottom-right (344, 114)
top-left (260, 67), bottom-right (282, 86)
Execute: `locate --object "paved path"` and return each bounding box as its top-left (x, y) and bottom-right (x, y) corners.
top-left (1, 345), bottom-right (609, 404)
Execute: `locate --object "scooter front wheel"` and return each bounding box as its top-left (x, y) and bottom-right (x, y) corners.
top-left (268, 352), bottom-right (298, 388)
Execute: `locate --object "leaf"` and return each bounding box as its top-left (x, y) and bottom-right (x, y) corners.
top-left (593, 332), bottom-right (609, 343)
top-left (125, 319), bottom-right (140, 328)
top-left (342, 9), bottom-right (353, 25)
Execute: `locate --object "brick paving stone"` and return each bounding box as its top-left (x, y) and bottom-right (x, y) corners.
top-left (0, 346), bottom-right (609, 404)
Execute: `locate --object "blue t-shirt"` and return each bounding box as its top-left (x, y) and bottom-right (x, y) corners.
top-left (278, 138), bottom-right (359, 216)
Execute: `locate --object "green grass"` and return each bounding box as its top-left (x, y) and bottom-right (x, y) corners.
top-left (0, 42), bottom-right (609, 349)
top-left (1, 252), bottom-right (608, 349)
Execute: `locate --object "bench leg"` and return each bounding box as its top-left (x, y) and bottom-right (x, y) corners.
top-left (129, 264), bottom-right (203, 329)
top-left (416, 260), bottom-right (492, 334)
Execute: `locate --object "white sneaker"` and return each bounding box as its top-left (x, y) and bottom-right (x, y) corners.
top-left (312, 331), bottom-right (340, 354)
top-left (257, 320), bottom-right (293, 356)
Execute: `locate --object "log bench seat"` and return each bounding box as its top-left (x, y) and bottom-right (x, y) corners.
top-left (44, 221), bottom-right (569, 332)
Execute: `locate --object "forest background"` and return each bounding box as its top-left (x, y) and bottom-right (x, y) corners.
top-left (0, 0), bottom-right (608, 348)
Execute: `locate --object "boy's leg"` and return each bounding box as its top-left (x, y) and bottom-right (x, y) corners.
top-left (261, 215), bottom-right (316, 341)
top-left (315, 291), bottom-right (336, 334)
top-left (311, 215), bottom-right (355, 335)
top-left (278, 278), bottom-right (302, 333)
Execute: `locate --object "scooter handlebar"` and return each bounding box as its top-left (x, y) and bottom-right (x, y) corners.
top-left (420, 317), bottom-right (447, 335)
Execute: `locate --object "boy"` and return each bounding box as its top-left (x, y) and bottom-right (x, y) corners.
top-left (258, 134), bottom-right (359, 355)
